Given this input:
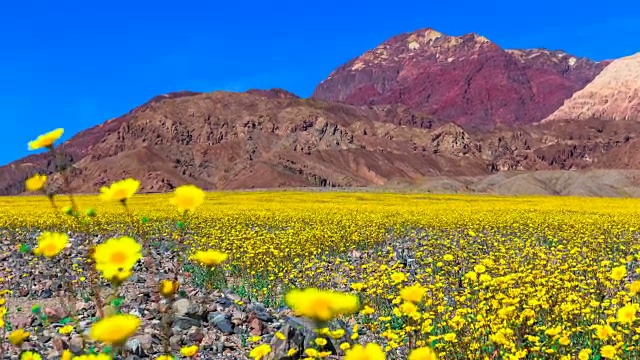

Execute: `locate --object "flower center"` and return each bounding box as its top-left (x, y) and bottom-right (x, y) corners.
top-left (110, 251), bottom-right (127, 265)
top-left (43, 243), bottom-right (58, 255)
top-left (113, 188), bottom-right (128, 200)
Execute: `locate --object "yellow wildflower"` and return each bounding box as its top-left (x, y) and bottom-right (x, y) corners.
top-left (180, 345), bottom-right (198, 357)
top-left (400, 284), bottom-right (426, 303)
top-left (305, 348), bottom-right (320, 357)
top-left (474, 264), bottom-right (486, 273)
top-left (409, 346), bottom-right (438, 360)
top-left (611, 265), bottom-right (627, 281)
top-left (8, 329), bottom-right (30, 346)
top-left (617, 304), bottom-right (637, 324)
top-left (89, 314), bottom-right (140, 344)
top-left (285, 288), bottom-right (360, 322)
top-left (600, 345), bottom-right (616, 359)
top-left (390, 272), bottom-right (407, 284)
top-left (158, 279), bottom-right (180, 298)
top-left (286, 348), bottom-right (298, 357)
top-left (248, 335), bottom-right (261, 342)
top-left (169, 185), bottom-right (205, 213)
top-left (189, 250), bottom-right (228, 267)
top-left (249, 344), bottom-right (271, 360)
top-left (93, 236), bottom-right (142, 271)
top-left (33, 232), bottom-right (68, 257)
top-left (58, 325), bottom-right (74, 335)
top-left (361, 305), bottom-right (375, 315)
top-left (578, 349), bottom-right (592, 360)
top-left (19, 351), bottom-right (42, 360)
top-left (344, 343), bottom-right (386, 360)
top-left (28, 128), bottom-right (64, 150)
top-left (100, 178), bottom-right (140, 202)
top-left (155, 356), bottom-right (174, 360)
top-left (25, 174), bottom-right (47, 192)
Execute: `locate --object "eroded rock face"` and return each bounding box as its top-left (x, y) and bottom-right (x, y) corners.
top-left (312, 28), bottom-right (607, 126)
top-left (543, 52), bottom-right (640, 122)
top-left (4, 89), bottom-right (640, 195)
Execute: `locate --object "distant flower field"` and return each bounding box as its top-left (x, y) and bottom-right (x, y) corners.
top-left (3, 189), bottom-right (640, 359)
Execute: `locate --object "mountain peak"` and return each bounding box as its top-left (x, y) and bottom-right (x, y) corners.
top-left (382, 28), bottom-right (497, 55)
top-left (313, 28), bottom-right (606, 126)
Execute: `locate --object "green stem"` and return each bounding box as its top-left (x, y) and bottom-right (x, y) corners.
top-left (48, 146), bottom-right (78, 213)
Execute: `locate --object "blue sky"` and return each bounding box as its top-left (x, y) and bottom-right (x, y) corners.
top-left (1, 0), bottom-right (638, 165)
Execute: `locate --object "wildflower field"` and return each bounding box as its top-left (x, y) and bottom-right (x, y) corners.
top-left (3, 129), bottom-right (640, 360)
top-left (3, 189), bottom-right (640, 360)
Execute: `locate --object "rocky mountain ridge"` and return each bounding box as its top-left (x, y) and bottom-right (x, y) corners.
top-left (2, 90), bottom-right (640, 195)
top-left (2, 27), bottom-right (639, 196)
top-left (312, 28), bottom-right (608, 126)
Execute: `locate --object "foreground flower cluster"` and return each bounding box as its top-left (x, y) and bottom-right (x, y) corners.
top-left (1, 128), bottom-right (640, 359)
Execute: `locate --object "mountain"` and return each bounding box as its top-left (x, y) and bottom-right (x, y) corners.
top-left (543, 52), bottom-right (640, 122)
top-left (312, 28), bottom-right (608, 126)
top-left (3, 90), bottom-right (640, 196)
top-left (2, 27), bottom-right (639, 196)
top-left (0, 90), bottom-right (478, 194)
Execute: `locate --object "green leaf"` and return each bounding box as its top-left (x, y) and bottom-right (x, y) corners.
top-left (141, 216), bottom-right (149, 224)
top-left (19, 244), bottom-right (30, 253)
top-left (111, 297), bottom-right (123, 307)
top-left (60, 317), bottom-right (73, 325)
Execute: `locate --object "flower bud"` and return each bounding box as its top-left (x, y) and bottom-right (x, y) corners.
top-left (159, 279), bottom-right (180, 298)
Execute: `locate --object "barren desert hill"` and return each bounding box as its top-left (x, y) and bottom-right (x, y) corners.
top-left (543, 52), bottom-right (640, 122)
top-left (3, 89), bottom-right (640, 196)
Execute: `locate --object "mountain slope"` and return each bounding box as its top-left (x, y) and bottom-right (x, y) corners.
top-left (0, 90), bottom-right (488, 194)
top-left (543, 52), bottom-right (640, 122)
top-left (4, 90), bottom-right (640, 195)
top-left (312, 28), bottom-right (607, 126)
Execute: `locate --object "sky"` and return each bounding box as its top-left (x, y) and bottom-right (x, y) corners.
top-left (1, 0), bottom-right (639, 165)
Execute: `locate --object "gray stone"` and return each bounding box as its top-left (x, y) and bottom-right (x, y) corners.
top-left (125, 338), bottom-right (143, 357)
top-left (169, 334), bottom-right (182, 350)
top-left (187, 326), bottom-right (204, 342)
top-left (208, 312), bottom-right (234, 334)
top-left (255, 311), bottom-right (274, 322)
top-left (172, 316), bottom-right (201, 330)
top-left (172, 298), bottom-right (191, 317)
top-left (267, 316), bottom-right (338, 360)
top-left (69, 335), bottom-right (84, 353)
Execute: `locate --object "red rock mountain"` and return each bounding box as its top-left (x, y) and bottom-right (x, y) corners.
top-left (312, 28), bottom-right (608, 126)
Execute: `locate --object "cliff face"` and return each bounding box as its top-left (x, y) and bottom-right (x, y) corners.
top-left (312, 28), bottom-right (607, 126)
top-left (543, 52), bottom-right (640, 122)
